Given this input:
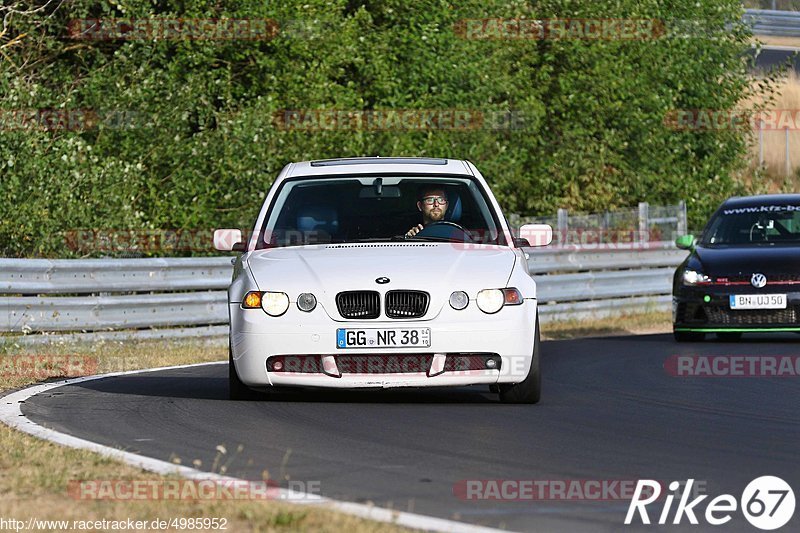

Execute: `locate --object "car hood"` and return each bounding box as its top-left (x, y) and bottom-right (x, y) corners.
top-left (245, 243), bottom-right (518, 318)
top-left (694, 245), bottom-right (800, 276)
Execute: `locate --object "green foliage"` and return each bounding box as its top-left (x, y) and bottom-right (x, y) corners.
top-left (0, 0), bottom-right (762, 257)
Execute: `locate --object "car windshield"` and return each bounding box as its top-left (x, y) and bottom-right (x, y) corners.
top-left (256, 176), bottom-right (505, 248)
top-left (702, 203), bottom-right (800, 245)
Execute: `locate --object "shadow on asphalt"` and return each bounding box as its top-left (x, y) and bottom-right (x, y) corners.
top-left (71, 373), bottom-right (501, 404)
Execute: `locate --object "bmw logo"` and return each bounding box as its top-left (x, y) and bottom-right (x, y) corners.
top-left (751, 273), bottom-right (767, 288)
top-left (375, 277), bottom-right (390, 284)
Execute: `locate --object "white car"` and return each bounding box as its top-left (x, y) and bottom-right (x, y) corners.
top-left (214, 157), bottom-right (552, 403)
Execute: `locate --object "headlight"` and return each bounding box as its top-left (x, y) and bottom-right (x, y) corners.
top-left (297, 292), bottom-right (317, 312)
top-left (261, 291), bottom-right (290, 316)
top-left (682, 269), bottom-right (712, 286)
top-left (449, 291), bottom-right (469, 310)
top-left (477, 289), bottom-right (505, 314)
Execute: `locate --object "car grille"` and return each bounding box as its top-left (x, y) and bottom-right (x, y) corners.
top-left (704, 306), bottom-right (799, 325)
top-left (336, 354), bottom-right (433, 374)
top-left (385, 290), bottom-right (429, 318)
top-left (336, 291), bottom-right (380, 319)
top-left (675, 303), bottom-right (707, 324)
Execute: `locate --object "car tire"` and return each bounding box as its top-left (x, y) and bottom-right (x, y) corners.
top-left (499, 317), bottom-right (541, 404)
top-left (673, 330), bottom-right (705, 342)
top-left (229, 346), bottom-right (264, 401)
top-left (715, 332), bottom-right (743, 341)
top-left (672, 331), bottom-right (706, 342)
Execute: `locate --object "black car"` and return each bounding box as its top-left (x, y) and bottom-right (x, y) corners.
top-left (672, 194), bottom-right (800, 342)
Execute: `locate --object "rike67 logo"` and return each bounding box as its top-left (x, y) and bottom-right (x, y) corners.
top-left (625, 477), bottom-right (795, 530)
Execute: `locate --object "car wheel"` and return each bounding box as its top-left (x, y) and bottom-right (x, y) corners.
top-left (229, 346), bottom-right (264, 401)
top-left (715, 332), bottom-right (743, 341)
top-left (499, 317), bottom-right (541, 404)
top-left (673, 330), bottom-right (705, 342)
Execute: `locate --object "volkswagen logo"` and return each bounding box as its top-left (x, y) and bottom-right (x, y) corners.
top-left (375, 277), bottom-right (390, 284)
top-left (751, 273), bottom-right (767, 288)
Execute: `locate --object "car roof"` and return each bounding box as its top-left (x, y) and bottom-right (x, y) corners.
top-left (722, 194), bottom-right (800, 207)
top-left (284, 157), bottom-right (473, 178)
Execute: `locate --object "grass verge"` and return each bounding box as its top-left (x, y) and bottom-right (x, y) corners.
top-left (0, 339), bottom-right (411, 532)
top-left (540, 310), bottom-right (671, 340)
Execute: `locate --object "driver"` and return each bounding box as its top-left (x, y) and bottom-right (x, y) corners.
top-left (405, 187), bottom-right (448, 238)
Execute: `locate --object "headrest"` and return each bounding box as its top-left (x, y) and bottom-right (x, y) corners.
top-left (445, 192), bottom-right (462, 223)
top-left (297, 205), bottom-right (338, 234)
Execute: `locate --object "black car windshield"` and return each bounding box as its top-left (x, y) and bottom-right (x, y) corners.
top-left (257, 175), bottom-right (505, 248)
top-left (702, 203), bottom-right (800, 245)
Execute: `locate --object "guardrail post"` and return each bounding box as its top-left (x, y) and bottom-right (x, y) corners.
top-left (786, 127), bottom-right (791, 177)
top-left (677, 201), bottom-right (687, 239)
top-left (557, 208), bottom-right (568, 245)
top-left (638, 202), bottom-right (649, 246)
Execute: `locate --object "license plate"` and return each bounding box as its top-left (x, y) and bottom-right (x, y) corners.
top-left (729, 294), bottom-right (787, 310)
top-left (336, 328), bottom-right (431, 348)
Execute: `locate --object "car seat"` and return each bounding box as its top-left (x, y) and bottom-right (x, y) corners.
top-left (297, 205), bottom-right (339, 242)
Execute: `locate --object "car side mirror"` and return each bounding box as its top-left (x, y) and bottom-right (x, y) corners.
top-left (214, 229), bottom-right (245, 252)
top-left (518, 224), bottom-right (553, 247)
top-left (675, 234), bottom-right (695, 250)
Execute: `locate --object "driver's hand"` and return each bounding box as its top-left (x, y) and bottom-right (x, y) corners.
top-left (405, 224), bottom-right (423, 238)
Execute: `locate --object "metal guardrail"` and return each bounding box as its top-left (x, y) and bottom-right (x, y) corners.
top-left (532, 242), bottom-right (686, 321)
top-left (0, 257), bottom-right (230, 294)
top-left (745, 8), bottom-right (800, 37)
top-left (0, 244), bottom-right (687, 337)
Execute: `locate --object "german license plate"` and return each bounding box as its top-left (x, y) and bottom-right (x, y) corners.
top-left (336, 328), bottom-right (431, 348)
top-left (729, 294), bottom-right (787, 310)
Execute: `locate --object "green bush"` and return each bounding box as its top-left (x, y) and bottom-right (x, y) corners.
top-left (0, 0), bottom-right (761, 257)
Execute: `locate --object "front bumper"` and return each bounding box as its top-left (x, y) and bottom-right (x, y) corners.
top-left (230, 299), bottom-right (538, 390)
top-left (673, 285), bottom-right (800, 332)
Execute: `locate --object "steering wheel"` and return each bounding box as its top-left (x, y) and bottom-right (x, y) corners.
top-left (416, 221), bottom-right (474, 242)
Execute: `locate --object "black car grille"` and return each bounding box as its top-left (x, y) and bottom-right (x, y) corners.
top-left (336, 291), bottom-right (380, 319)
top-left (385, 290), bottom-right (429, 318)
top-left (704, 306), bottom-right (799, 325)
top-left (336, 354), bottom-right (433, 374)
top-left (676, 303), bottom-right (707, 324)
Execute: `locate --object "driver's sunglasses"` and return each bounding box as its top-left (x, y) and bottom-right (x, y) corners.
top-left (421, 196), bottom-right (448, 206)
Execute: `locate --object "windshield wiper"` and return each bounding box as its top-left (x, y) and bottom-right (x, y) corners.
top-left (399, 235), bottom-right (461, 243)
top-left (337, 238), bottom-right (399, 244)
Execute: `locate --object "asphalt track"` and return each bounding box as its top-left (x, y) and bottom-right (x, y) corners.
top-left (21, 333), bottom-right (800, 532)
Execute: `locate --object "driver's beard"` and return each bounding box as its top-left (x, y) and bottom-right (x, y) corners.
top-left (426, 210), bottom-right (444, 224)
